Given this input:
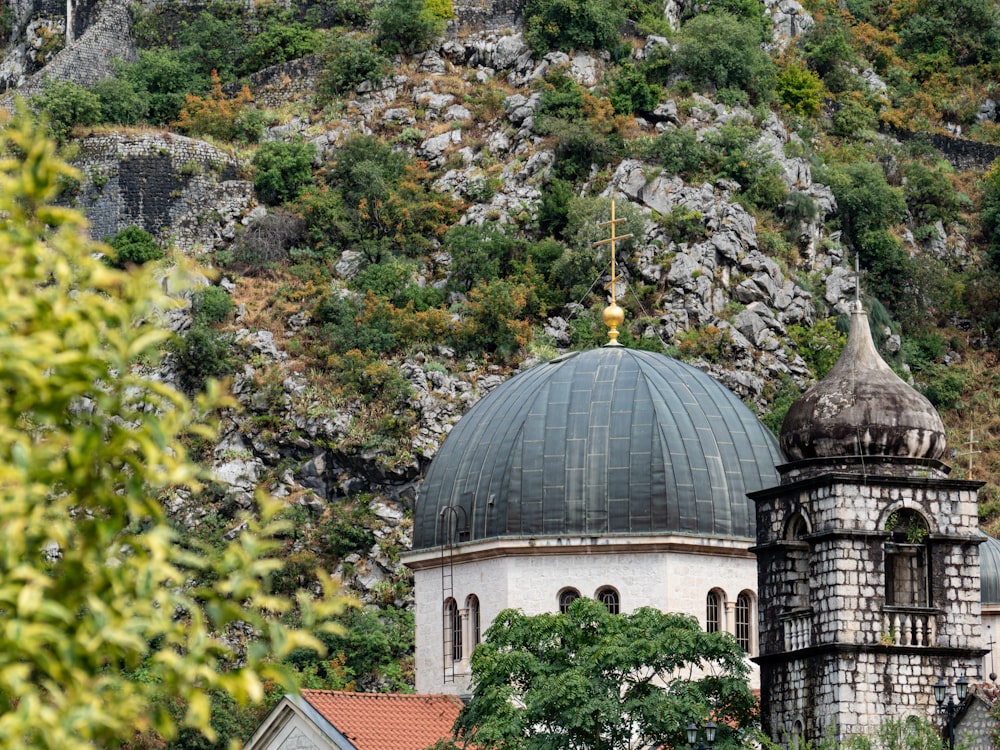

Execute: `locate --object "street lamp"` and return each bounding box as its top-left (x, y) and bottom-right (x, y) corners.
top-left (686, 720), bottom-right (717, 750)
top-left (933, 676), bottom-right (969, 750)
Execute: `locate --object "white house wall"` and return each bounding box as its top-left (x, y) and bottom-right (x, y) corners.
top-left (409, 537), bottom-right (759, 695)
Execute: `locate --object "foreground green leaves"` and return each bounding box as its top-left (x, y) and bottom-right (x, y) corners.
top-left (0, 110), bottom-right (347, 749)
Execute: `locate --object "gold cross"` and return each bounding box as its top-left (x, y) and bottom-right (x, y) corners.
top-left (593, 200), bottom-right (632, 345)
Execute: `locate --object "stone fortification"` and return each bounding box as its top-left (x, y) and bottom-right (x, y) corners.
top-left (68, 132), bottom-right (254, 253)
top-left (0, 0), bottom-right (133, 96)
top-left (223, 55), bottom-right (324, 109)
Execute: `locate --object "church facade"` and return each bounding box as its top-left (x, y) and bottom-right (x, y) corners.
top-left (402, 297), bottom-right (992, 744)
top-left (403, 345), bottom-right (782, 695)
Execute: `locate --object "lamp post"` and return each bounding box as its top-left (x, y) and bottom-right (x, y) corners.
top-left (686, 720), bottom-right (717, 750)
top-left (933, 676), bottom-right (969, 750)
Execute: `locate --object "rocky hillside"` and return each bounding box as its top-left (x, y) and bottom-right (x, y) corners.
top-left (4, 0), bottom-right (1000, 718)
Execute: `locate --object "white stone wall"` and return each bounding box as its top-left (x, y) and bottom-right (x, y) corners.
top-left (410, 537), bottom-right (759, 694)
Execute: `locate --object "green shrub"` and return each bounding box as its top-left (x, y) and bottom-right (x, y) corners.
top-left (660, 207), bottom-right (708, 244)
top-left (537, 177), bottom-right (575, 238)
top-left (537, 74), bottom-right (587, 121)
top-left (857, 228), bottom-right (913, 308)
top-left (327, 135), bottom-right (410, 208)
top-left (898, 0), bottom-right (1000, 66)
top-left (307, 607), bottom-right (414, 692)
top-left (775, 61), bottom-right (824, 117)
top-left (119, 48), bottom-right (208, 124)
top-left (830, 98), bottom-right (877, 138)
top-left (678, 325), bottom-right (735, 363)
top-left (239, 9), bottom-right (322, 77)
top-left (523, 0), bottom-right (626, 56)
top-left (374, 0), bottom-right (446, 55)
top-left (788, 318), bottom-right (845, 379)
top-left (444, 224), bottom-right (519, 291)
top-left (981, 160), bottom-right (1000, 270)
top-left (704, 121), bottom-right (787, 210)
top-left (177, 8), bottom-right (246, 82)
top-left (107, 226), bottom-right (162, 268)
top-left (674, 12), bottom-right (776, 103)
top-left (819, 162), bottom-right (906, 249)
top-left (608, 63), bottom-right (660, 115)
top-left (90, 77), bottom-right (149, 126)
top-left (456, 279), bottom-right (536, 359)
top-left (0, 3), bottom-right (13, 46)
top-left (801, 15), bottom-right (860, 93)
top-left (903, 162), bottom-right (960, 226)
top-left (640, 127), bottom-right (712, 178)
top-left (922, 368), bottom-right (966, 409)
top-left (174, 326), bottom-right (235, 392)
top-left (548, 118), bottom-right (622, 181)
top-left (762, 376), bottom-right (801, 435)
top-left (351, 258), bottom-right (445, 310)
top-left (329, 348), bottom-right (414, 400)
top-left (705, 0), bottom-right (771, 42)
top-left (191, 286), bottom-right (235, 328)
top-left (33, 79), bottom-right (102, 142)
top-left (317, 34), bottom-right (389, 101)
top-left (252, 139), bottom-right (317, 205)
top-left (319, 498), bottom-right (378, 559)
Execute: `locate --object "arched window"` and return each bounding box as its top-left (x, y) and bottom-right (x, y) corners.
top-left (596, 587), bottom-right (620, 614)
top-left (786, 512), bottom-right (810, 609)
top-left (444, 598), bottom-right (462, 663)
top-left (735, 591), bottom-right (754, 653)
top-left (706, 590), bottom-right (724, 633)
top-left (466, 595), bottom-right (481, 648)
top-left (558, 588), bottom-right (580, 613)
top-left (885, 509), bottom-right (930, 607)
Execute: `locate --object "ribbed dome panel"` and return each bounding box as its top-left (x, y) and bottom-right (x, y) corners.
top-left (413, 347), bottom-right (782, 549)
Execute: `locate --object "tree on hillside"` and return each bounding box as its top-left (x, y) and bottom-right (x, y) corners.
top-left (454, 598), bottom-right (756, 750)
top-left (0, 110), bottom-right (347, 750)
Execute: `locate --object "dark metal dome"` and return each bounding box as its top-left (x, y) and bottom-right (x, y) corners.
top-left (412, 346), bottom-right (783, 549)
top-left (981, 532), bottom-right (1000, 605)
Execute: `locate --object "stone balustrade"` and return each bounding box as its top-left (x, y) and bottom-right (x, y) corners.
top-left (781, 608), bottom-right (811, 651)
top-left (881, 607), bottom-right (938, 647)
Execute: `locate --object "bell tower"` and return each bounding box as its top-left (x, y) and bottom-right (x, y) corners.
top-left (752, 302), bottom-right (984, 744)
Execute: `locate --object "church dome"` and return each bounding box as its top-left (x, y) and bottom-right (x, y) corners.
top-left (981, 532), bottom-right (1000, 606)
top-left (412, 346), bottom-right (783, 550)
top-left (780, 304), bottom-right (947, 462)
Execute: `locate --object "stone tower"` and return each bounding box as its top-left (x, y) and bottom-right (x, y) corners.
top-left (751, 302), bottom-right (984, 744)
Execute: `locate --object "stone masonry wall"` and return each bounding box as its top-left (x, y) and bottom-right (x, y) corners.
top-left (223, 55), bottom-right (324, 109)
top-left (0, 0), bottom-right (135, 100)
top-left (67, 132), bottom-right (255, 253)
top-left (755, 471), bottom-right (984, 746)
top-left (764, 651), bottom-right (984, 742)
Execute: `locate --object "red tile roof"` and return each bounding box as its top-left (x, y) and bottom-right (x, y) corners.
top-left (300, 690), bottom-right (464, 750)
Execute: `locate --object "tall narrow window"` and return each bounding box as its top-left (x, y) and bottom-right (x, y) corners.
top-left (558, 588), bottom-right (580, 613)
top-left (736, 592), bottom-right (753, 652)
top-left (444, 598), bottom-right (462, 663)
top-left (467, 595), bottom-right (481, 648)
top-left (706, 590), bottom-right (722, 633)
top-left (596, 587), bottom-right (620, 614)
top-left (786, 513), bottom-right (810, 609)
top-left (885, 509), bottom-right (930, 607)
